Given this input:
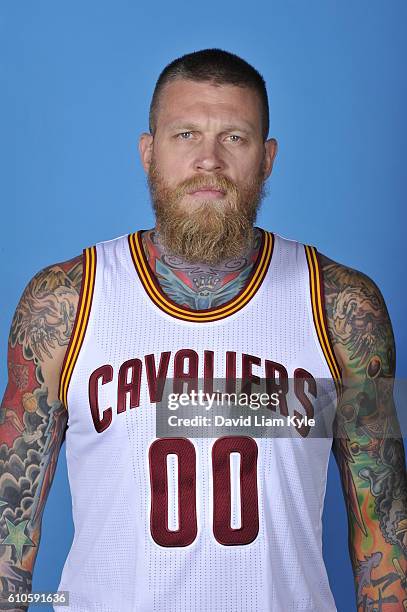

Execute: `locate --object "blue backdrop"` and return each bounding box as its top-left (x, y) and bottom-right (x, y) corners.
top-left (1, 1), bottom-right (406, 610)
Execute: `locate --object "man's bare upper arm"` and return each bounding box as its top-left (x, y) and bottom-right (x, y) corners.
top-left (0, 254), bottom-right (82, 602)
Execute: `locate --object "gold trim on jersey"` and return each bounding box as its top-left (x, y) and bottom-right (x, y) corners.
top-left (304, 244), bottom-right (343, 400)
top-left (58, 245), bottom-right (97, 410)
top-left (128, 229), bottom-right (274, 323)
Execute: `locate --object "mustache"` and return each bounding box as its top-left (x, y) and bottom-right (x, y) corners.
top-left (175, 174), bottom-right (238, 196)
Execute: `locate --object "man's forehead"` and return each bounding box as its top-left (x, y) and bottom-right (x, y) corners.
top-left (158, 79), bottom-right (261, 131)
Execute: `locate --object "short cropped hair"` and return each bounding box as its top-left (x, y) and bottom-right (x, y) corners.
top-left (149, 48), bottom-right (269, 142)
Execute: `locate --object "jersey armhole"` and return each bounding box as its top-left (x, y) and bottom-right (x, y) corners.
top-left (303, 244), bottom-right (343, 402)
top-left (58, 245), bottom-right (97, 410)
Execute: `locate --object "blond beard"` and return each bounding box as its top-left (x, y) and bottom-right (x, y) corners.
top-left (147, 158), bottom-right (266, 265)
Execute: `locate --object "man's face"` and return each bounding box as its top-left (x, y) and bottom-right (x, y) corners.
top-left (139, 78), bottom-right (277, 264)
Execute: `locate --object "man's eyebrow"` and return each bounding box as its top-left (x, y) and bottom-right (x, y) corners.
top-left (165, 121), bottom-right (254, 133)
top-left (165, 122), bottom-right (200, 131)
top-left (221, 123), bottom-right (254, 133)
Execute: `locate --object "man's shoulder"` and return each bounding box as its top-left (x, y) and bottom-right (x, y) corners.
top-left (6, 253), bottom-right (85, 408)
top-left (29, 229), bottom-right (134, 295)
top-left (12, 253), bottom-right (84, 361)
top-left (25, 251), bottom-right (83, 305)
top-left (316, 250), bottom-right (394, 379)
top-left (317, 250), bottom-right (384, 299)
top-left (35, 253), bottom-right (84, 290)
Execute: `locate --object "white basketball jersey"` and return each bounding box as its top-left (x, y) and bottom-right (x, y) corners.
top-left (56, 227), bottom-right (342, 612)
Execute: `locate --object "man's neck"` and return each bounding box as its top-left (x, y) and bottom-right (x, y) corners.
top-left (140, 227), bottom-right (262, 310)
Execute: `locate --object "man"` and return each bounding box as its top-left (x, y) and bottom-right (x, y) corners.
top-left (0, 48), bottom-right (406, 611)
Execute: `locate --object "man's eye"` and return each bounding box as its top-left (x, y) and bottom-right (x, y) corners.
top-left (227, 135), bottom-right (243, 143)
top-left (176, 132), bottom-right (193, 139)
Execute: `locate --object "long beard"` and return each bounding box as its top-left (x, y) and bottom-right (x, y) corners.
top-left (147, 158), bottom-right (267, 265)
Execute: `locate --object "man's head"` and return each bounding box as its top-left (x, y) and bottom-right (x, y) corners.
top-left (139, 48), bottom-right (278, 265)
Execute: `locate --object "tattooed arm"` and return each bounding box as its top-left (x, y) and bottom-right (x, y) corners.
top-left (0, 255), bottom-right (82, 611)
top-left (319, 252), bottom-right (407, 611)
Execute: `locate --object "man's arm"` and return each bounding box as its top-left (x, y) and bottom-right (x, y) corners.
top-left (319, 252), bottom-right (407, 611)
top-left (0, 255), bottom-right (82, 610)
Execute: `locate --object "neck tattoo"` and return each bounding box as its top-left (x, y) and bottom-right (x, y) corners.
top-left (140, 227), bottom-right (262, 310)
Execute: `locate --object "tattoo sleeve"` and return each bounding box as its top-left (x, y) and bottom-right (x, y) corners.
top-left (319, 253), bottom-right (407, 611)
top-left (0, 256), bottom-right (82, 611)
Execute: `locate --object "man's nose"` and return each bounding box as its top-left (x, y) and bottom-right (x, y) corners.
top-left (193, 137), bottom-right (225, 172)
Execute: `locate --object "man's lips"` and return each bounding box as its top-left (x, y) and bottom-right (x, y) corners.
top-left (188, 188), bottom-right (226, 198)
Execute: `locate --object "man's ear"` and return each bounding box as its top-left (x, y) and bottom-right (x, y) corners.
top-left (262, 138), bottom-right (278, 180)
top-left (138, 132), bottom-right (154, 172)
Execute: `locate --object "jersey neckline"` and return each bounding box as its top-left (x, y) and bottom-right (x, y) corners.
top-left (127, 227), bottom-right (274, 323)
